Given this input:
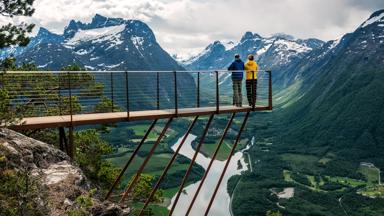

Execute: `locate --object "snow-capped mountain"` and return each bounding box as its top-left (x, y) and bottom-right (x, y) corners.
top-left (0, 14), bottom-right (196, 109)
top-left (182, 31), bottom-right (324, 90)
top-left (1, 14), bottom-right (183, 71)
top-left (182, 32), bottom-right (323, 71)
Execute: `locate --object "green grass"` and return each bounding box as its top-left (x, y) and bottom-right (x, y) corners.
top-left (280, 153), bottom-right (320, 172)
top-left (283, 170), bottom-right (293, 182)
top-left (131, 202), bottom-right (169, 216)
top-left (162, 187), bottom-right (179, 199)
top-left (358, 185), bottom-right (384, 198)
top-left (106, 147), bottom-right (189, 184)
top-left (201, 142), bottom-right (231, 161)
top-left (358, 166), bottom-right (380, 184)
top-left (325, 176), bottom-right (366, 187)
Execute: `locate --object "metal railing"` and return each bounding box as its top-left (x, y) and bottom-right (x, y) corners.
top-left (0, 70), bottom-right (272, 121)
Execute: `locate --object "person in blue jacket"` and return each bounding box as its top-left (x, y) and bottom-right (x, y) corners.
top-left (228, 54), bottom-right (244, 107)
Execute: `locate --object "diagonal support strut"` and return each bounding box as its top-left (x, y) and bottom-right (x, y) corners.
top-left (119, 118), bottom-right (173, 204)
top-left (186, 113), bottom-right (236, 215)
top-left (139, 116), bottom-right (200, 216)
top-left (168, 114), bottom-right (215, 216)
top-left (104, 119), bottom-right (158, 200)
top-left (204, 111), bottom-right (250, 216)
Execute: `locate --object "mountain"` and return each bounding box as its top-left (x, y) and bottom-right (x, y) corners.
top-left (181, 32), bottom-right (324, 89)
top-left (278, 9), bottom-right (384, 160)
top-left (231, 9), bottom-right (384, 216)
top-left (1, 14), bottom-right (183, 71)
top-left (1, 14), bottom-right (195, 109)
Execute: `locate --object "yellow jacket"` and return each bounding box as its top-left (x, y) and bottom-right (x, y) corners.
top-left (244, 60), bottom-right (258, 80)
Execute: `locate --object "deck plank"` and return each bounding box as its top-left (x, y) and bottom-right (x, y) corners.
top-left (10, 105), bottom-right (270, 130)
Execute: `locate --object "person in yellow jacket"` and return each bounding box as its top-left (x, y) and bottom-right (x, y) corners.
top-left (244, 54), bottom-right (258, 107)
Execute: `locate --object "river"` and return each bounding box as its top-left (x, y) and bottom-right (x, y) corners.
top-left (168, 134), bottom-right (254, 216)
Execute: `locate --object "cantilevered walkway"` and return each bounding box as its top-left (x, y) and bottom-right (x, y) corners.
top-left (2, 70), bottom-right (272, 130)
top-left (1, 70), bottom-right (272, 216)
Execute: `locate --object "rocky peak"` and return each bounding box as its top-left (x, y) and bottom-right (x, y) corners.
top-left (240, 31), bottom-right (261, 43)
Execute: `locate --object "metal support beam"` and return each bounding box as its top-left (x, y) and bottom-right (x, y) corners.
top-left (267, 70), bottom-right (273, 110)
top-left (68, 126), bottom-right (74, 159)
top-left (104, 119), bottom-right (158, 200)
top-left (67, 72), bottom-right (73, 122)
top-left (216, 71), bottom-right (219, 113)
top-left (197, 72), bottom-right (200, 108)
top-left (125, 71), bottom-right (130, 120)
top-left (139, 116), bottom-right (199, 215)
top-left (186, 113), bottom-right (235, 215)
top-left (58, 127), bottom-right (68, 152)
top-left (58, 74), bottom-right (62, 115)
top-left (168, 114), bottom-right (215, 216)
top-left (157, 72), bottom-right (160, 110)
top-left (174, 71), bottom-right (178, 115)
top-left (119, 118), bottom-right (173, 204)
top-left (111, 72), bottom-right (114, 112)
top-left (204, 112), bottom-right (250, 216)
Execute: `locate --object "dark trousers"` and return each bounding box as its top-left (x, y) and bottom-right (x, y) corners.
top-left (246, 79), bottom-right (257, 106)
top-left (232, 80), bottom-right (242, 106)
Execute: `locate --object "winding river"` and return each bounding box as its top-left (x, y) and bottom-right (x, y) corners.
top-left (168, 134), bottom-right (254, 216)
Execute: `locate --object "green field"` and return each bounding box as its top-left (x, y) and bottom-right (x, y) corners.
top-left (280, 153), bottom-right (321, 173)
top-left (358, 165), bottom-right (380, 184)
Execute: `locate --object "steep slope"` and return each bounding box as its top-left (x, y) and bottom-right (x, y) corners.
top-left (231, 9), bottom-right (384, 216)
top-left (279, 9), bottom-right (384, 164)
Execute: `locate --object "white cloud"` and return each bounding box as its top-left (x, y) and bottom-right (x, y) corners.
top-left (1, 0), bottom-right (383, 57)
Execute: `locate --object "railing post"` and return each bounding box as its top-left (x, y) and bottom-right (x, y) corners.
top-left (174, 71), bottom-right (178, 115)
top-left (216, 71), bottom-right (219, 113)
top-left (67, 72), bottom-right (73, 121)
top-left (252, 70), bottom-right (255, 111)
top-left (58, 73), bottom-right (62, 115)
top-left (110, 72), bottom-right (114, 112)
top-left (197, 72), bottom-right (200, 108)
top-left (268, 70), bottom-right (273, 110)
top-left (156, 72), bottom-right (160, 110)
top-left (67, 71), bottom-right (74, 159)
top-left (125, 71), bottom-right (129, 120)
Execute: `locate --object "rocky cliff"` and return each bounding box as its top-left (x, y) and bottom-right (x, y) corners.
top-left (0, 128), bottom-right (128, 216)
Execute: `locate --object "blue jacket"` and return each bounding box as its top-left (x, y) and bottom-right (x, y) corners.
top-left (228, 59), bottom-right (244, 81)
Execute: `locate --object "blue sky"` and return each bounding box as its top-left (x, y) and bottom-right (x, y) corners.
top-left (1, 0), bottom-right (384, 58)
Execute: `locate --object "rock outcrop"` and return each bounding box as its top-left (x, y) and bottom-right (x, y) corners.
top-left (0, 128), bottom-right (128, 216)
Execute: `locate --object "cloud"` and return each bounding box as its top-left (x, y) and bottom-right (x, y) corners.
top-left (1, 0), bottom-right (383, 57)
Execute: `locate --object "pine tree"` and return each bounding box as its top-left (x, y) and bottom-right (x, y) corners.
top-left (0, 0), bottom-right (35, 48)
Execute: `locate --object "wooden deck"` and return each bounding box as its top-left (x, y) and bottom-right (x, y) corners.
top-left (10, 105), bottom-right (270, 130)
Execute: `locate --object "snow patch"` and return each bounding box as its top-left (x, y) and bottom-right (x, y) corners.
top-left (329, 38), bottom-right (341, 50)
top-left (75, 49), bottom-right (88, 55)
top-left (222, 40), bottom-right (237, 51)
top-left (105, 61), bottom-right (124, 69)
top-left (131, 36), bottom-right (145, 49)
top-left (65, 24), bottom-right (126, 46)
top-left (361, 12), bottom-right (384, 28)
top-left (85, 65), bottom-right (95, 70)
top-left (256, 44), bottom-right (272, 56)
top-left (37, 61), bottom-right (53, 68)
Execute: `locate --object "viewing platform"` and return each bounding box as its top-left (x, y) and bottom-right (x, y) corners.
top-left (1, 70), bottom-right (272, 130)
